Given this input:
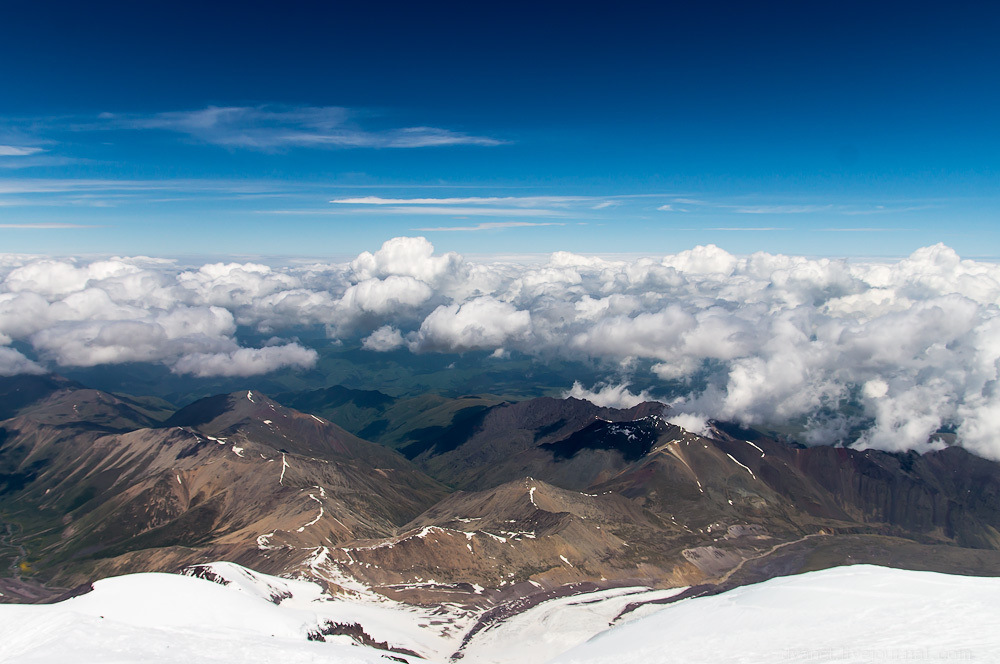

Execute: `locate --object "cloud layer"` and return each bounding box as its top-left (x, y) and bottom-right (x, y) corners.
top-left (3, 238), bottom-right (1000, 460)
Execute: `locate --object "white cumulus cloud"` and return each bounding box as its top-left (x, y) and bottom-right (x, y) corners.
top-left (5, 238), bottom-right (1000, 461)
top-left (563, 381), bottom-right (654, 409)
top-left (171, 344), bottom-right (318, 377)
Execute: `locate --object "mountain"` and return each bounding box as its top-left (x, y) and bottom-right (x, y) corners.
top-left (4, 380), bottom-right (1000, 629)
top-left (0, 385), bottom-right (447, 595)
top-left (281, 402), bottom-right (1000, 606)
top-left (394, 396), bottom-right (668, 489)
top-left (274, 385), bottom-right (507, 453)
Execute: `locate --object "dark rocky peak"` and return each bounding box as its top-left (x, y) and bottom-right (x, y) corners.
top-left (541, 414), bottom-right (676, 462)
top-left (404, 396), bottom-right (668, 461)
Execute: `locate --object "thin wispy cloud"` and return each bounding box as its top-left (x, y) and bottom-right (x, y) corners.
top-left (0, 178), bottom-right (308, 200)
top-left (657, 197), bottom-right (933, 217)
top-left (391, 206), bottom-right (567, 217)
top-left (99, 105), bottom-right (504, 151)
top-left (262, 207), bottom-right (567, 217)
top-left (840, 205), bottom-right (934, 215)
top-left (709, 227), bottom-right (787, 231)
top-left (669, 227), bottom-right (788, 231)
top-left (412, 221), bottom-right (566, 231)
top-left (733, 205), bottom-right (834, 214)
top-left (331, 195), bottom-right (596, 207)
top-left (0, 179), bottom-right (192, 195)
top-left (818, 227), bottom-right (916, 232)
top-left (0, 145), bottom-right (44, 156)
top-left (0, 178), bottom-right (314, 212)
top-left (0, 223), bottom-right (98, 229)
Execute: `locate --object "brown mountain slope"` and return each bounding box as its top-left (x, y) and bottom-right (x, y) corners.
top-left (0, 388), bottom-right (447, 591)
top-left (4, 385), bottom-right (1000, 613)
top-left (408, 397), bottom-right (666, 489)
top-left (284, 413), bottom-right (1000, 606)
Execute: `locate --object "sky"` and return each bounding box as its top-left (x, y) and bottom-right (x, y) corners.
top-left (1, 0), bottom-right (998, 259)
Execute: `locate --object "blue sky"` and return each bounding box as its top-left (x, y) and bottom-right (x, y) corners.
top-left (1, 1), bottom-right (998, 258)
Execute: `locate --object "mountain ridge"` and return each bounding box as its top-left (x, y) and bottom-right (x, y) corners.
top-left (2, 373), bottom-right (1000, 614)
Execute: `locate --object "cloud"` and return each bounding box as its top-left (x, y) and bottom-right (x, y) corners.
top-left (408, 297), bottom-right (532, 352)
top-left (0, 223), bottom-right (98, 229)
top-left (733, 205), bottom-right (834, 214)
top-left (0, 258), bottom-right (318, 377)
top-left (818, 227), bottom-right (914, 232)
top-left (0, 146), bottom-right (44, 156)
top-left (102, 105), bottom-right (503, 151)
top-left (362, 325), bottom-right (405, 351)
top-left (0, 347), bottom-right (45, 376)
top-left (657, 197), bottom-right (929, 218)
top-left (349, 236), bottom-right (466, 285)
top-left (171, 343), bottom-right (318, 377)
top-left (7, 238), bottom-right (1000, 461)
top-left (331, 196), bottom-right (605, 207)
top-left (564, 381), bottom-right (654, 409)
top-left (666, 412), bottom-right (712, 436)
top-left (414, 221), bottom-right (566, 231)
top-left (367, 206), bottom-right (567, 217)
top-left (706, 227), bottom-right (787, 231)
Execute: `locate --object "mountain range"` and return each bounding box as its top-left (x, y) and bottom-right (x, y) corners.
top-left (2, 372), bottom-right (1000, 624)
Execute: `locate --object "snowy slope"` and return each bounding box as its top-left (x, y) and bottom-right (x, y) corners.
top-left (0, 568), bottom-right (389, 664)
top-left (457, 586), bottom-right (686, 664)
top-left (3, 564), bottom-right (998, 664)
top-left (551, 565), bottom-right (1000, 664)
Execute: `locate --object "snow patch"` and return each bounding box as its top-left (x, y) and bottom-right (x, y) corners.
top-left (279, 453), bottom-right (289, 484)
top-left (297, 493), bottom-right (324, 532)
top-left (726, 453), bottom-right (757, 480)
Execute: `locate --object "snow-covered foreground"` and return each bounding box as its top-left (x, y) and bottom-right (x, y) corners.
top-left (0, 565), bottom-right (399, 664)
top-left (554, 565), bottom-right (999, 664)
top-left (2, 564), bottom-right (997, 663)
top-left (457, 585), bottom-right (686, 664)
top-left (0, 562), bottom-right (677, 664)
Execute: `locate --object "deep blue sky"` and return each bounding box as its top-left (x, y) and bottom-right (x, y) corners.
top-left (1, 0), bottom-right (998, 258)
